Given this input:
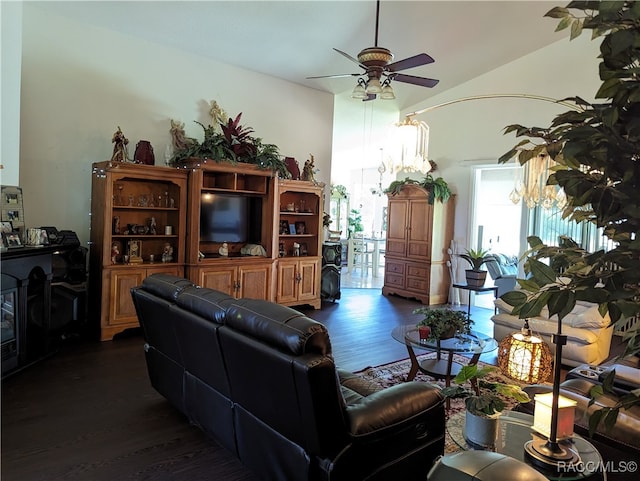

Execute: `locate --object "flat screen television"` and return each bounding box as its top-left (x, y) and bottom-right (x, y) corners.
top-left (200, 193), bottom-right (262, 243)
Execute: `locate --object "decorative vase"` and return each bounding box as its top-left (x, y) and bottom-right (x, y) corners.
top-left (134, 140), bottom-right (155, 165)
top-left (465, 269), bottom-right (487, 287)
top-left (464, 410), bottom-right (499, 447)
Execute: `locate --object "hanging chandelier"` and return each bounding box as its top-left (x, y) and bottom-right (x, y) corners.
top-left (386, 116), bottom-right (431, 174)
top-left (509, 152), bottom-right (567, 210)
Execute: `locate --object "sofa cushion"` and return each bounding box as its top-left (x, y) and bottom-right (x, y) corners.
top-left (224, 298), bottom-right (331, 356)
top-left (175, 286), bottom-right (234, 324)
top-left (141, 273), bottom-right (195, 301)
top-left (494, 298), bottom-right (609, 329)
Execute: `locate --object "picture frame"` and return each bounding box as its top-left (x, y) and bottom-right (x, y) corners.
top-left (300, 242), bottom-right (308, 256)
top-left (280, 220), bottom-right (290, 235)
top-left (288, 224), bottom-right (297, 235)
top-left (295, 221), bottom-right (306, 235)
top-left (2, 231), bottom-right (23, 248)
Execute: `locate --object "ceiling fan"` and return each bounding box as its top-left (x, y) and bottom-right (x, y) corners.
top-left (307, 0), bottom-right (439, 100)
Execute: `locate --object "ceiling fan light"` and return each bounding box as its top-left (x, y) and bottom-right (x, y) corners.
top-left (366, 78), bottom-right (382, 94)
top-left (380, 83), bottom-right (395, 100)
top-left (352, 81), bottom-right (368, 99)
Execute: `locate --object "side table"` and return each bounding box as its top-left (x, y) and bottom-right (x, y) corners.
top-left (453, 283), bottom-right (499, 317)
top-left (446, 410), bottom-right (606, 481)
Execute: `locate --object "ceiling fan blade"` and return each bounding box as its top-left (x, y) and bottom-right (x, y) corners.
top-left (333, 48), bottom-right (367, 69)
top-left (306, 73), bottom-right (362, 80)
top-left (391, 73), bottom-right (439, 88)
top-left (386, 53), bottom-right (435, 72)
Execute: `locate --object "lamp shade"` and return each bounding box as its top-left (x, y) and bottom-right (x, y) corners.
top-left (497, 332), bottom-right (552, 384)
top-left (352, 81), bottom-right (368, 99)
top-left (532, 393), bottom-right (577, 440)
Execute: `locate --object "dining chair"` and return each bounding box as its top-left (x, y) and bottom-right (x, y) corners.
top-left (348, 234), bottom-right (374, 276)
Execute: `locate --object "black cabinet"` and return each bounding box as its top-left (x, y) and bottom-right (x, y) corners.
top-left (1, 245), bottom-right (86, 377)
top-left (321, 242), bottom-right (341, 302)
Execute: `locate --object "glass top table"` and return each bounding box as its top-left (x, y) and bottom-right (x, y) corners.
top-left (391, 325), bottom-right (498, 384)
top-left (446, 410), bottom-right (606, 481)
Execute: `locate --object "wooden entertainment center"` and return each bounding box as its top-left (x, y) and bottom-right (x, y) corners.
top-left (90, 160), bottom-right (323, 340)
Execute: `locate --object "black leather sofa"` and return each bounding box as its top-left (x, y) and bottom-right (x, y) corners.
top-left (131, 274), bottom-right (445, 481)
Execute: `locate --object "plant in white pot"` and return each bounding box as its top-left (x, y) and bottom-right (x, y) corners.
top-left (442, 364), bottom-right (530, 447)
top-left (459, 248), bottom-right (491, 287)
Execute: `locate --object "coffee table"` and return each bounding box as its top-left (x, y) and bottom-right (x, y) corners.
top-left (447, 410), bottom-right (605, 480)
top-left (390, 326), bottom-right (498, 386)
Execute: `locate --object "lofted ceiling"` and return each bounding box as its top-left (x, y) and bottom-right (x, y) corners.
top-left (36, 0), bottom-right (565, 110)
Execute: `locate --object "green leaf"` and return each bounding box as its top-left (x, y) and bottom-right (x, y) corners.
top-left (528, 259), bottom-right (558, 285)
top-left (548, 290), bottom-right (576, 320)
top-left (545, 7), bottom-right (569, 19)
top-left (500, 290), bottom-right (527, 306)
top-left (570, 19), bottom-right (584, 40)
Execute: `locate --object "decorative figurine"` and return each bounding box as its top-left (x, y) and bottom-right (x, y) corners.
top-left (169, 119), bottom-right (197, 152)
top-left (209, 100), bottom-right (229, 130)
top-left (149, 217), bottom-right (157, 235)
top-left (111, 242), bottom-right (120, 264)
top-left (111, 126), bottom-right (130, 162)
top-left (219, 242), bottom-right (229, 257)
top-left (162, 242), bottom-right (174, 263)
top-left (293, 242), bottom-right (300, 257)
top-left (301, 154), bottom-right (317, 184)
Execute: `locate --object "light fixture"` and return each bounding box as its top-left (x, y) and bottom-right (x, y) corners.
top-left (524, 317), bottom-right (581, 470)
top-left (399, 94), bottom-right (580, 204)
top-left (366, 76), bottom-right (383, 94)
top-left (387, 116), bottom-right (431, 174)
top-left (531, 393), bottom-right (577, 440)
top-left (508, 152), bottom-right (567, 210)
top-left (497, 320), bottom-right (552, 384)
top-left (379, 79), bottom-right (395, 100)
top-left (351, 79), bottom-right (368, 100)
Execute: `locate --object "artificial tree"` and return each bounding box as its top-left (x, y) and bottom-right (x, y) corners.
top-left (499, 1), bottom-right (640, 431)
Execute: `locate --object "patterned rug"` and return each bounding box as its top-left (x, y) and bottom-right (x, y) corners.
top-left (355, 353), bottom-right (527, 453)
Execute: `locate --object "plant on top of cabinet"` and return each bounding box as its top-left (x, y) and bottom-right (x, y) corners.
top-left (168, 100), bottom-right (289, 178)
top-left (385, 173), bottom-right (451, 204)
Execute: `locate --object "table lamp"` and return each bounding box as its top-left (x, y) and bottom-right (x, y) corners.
top-left (524, 318), bottom-right (580, 469)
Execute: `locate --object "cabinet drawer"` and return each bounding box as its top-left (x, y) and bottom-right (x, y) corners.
top-left (384, 273), bottom-right (405, 287)
top-left (407, 264), bottom-right (428, 279)
top-left (385, 261), bottom-right (405, 275)
top-left (406, 277), bottom-right (429, 291)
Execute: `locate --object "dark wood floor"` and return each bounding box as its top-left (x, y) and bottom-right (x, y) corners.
top-left (0, 288), bottom-right (624, 480)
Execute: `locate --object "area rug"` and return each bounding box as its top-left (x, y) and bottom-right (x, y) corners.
top-left (355, 353), bottom-right (527, 453)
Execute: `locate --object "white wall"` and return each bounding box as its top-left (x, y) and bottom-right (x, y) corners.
top-left (19, 4), bottom-right (334, 247)
top-left (1, 1), bottom-right (22, 186)
top-left (399, 33), bottom-right (602, 255)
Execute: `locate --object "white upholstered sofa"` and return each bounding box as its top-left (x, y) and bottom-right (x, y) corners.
top-left (491, 298), bottom-right (614, 367)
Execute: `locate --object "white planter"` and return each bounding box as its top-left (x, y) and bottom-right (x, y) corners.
top-left (464, 410), bottom-right (500, 447)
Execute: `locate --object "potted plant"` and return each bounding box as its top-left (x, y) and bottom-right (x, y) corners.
top-left (459, 248), bottom-right (491, 287)
top-left (413, 307), bottom-right (473, 341)
top-left (385, 173), bottom-right (452, 205)
top-left (347, 208), bottom-right (364, 238)
top-left (442, 364), bottom-right (531, 447)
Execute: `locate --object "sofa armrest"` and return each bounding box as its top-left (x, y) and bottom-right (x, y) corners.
top-left (345, 382), bottom-right (444, 440)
